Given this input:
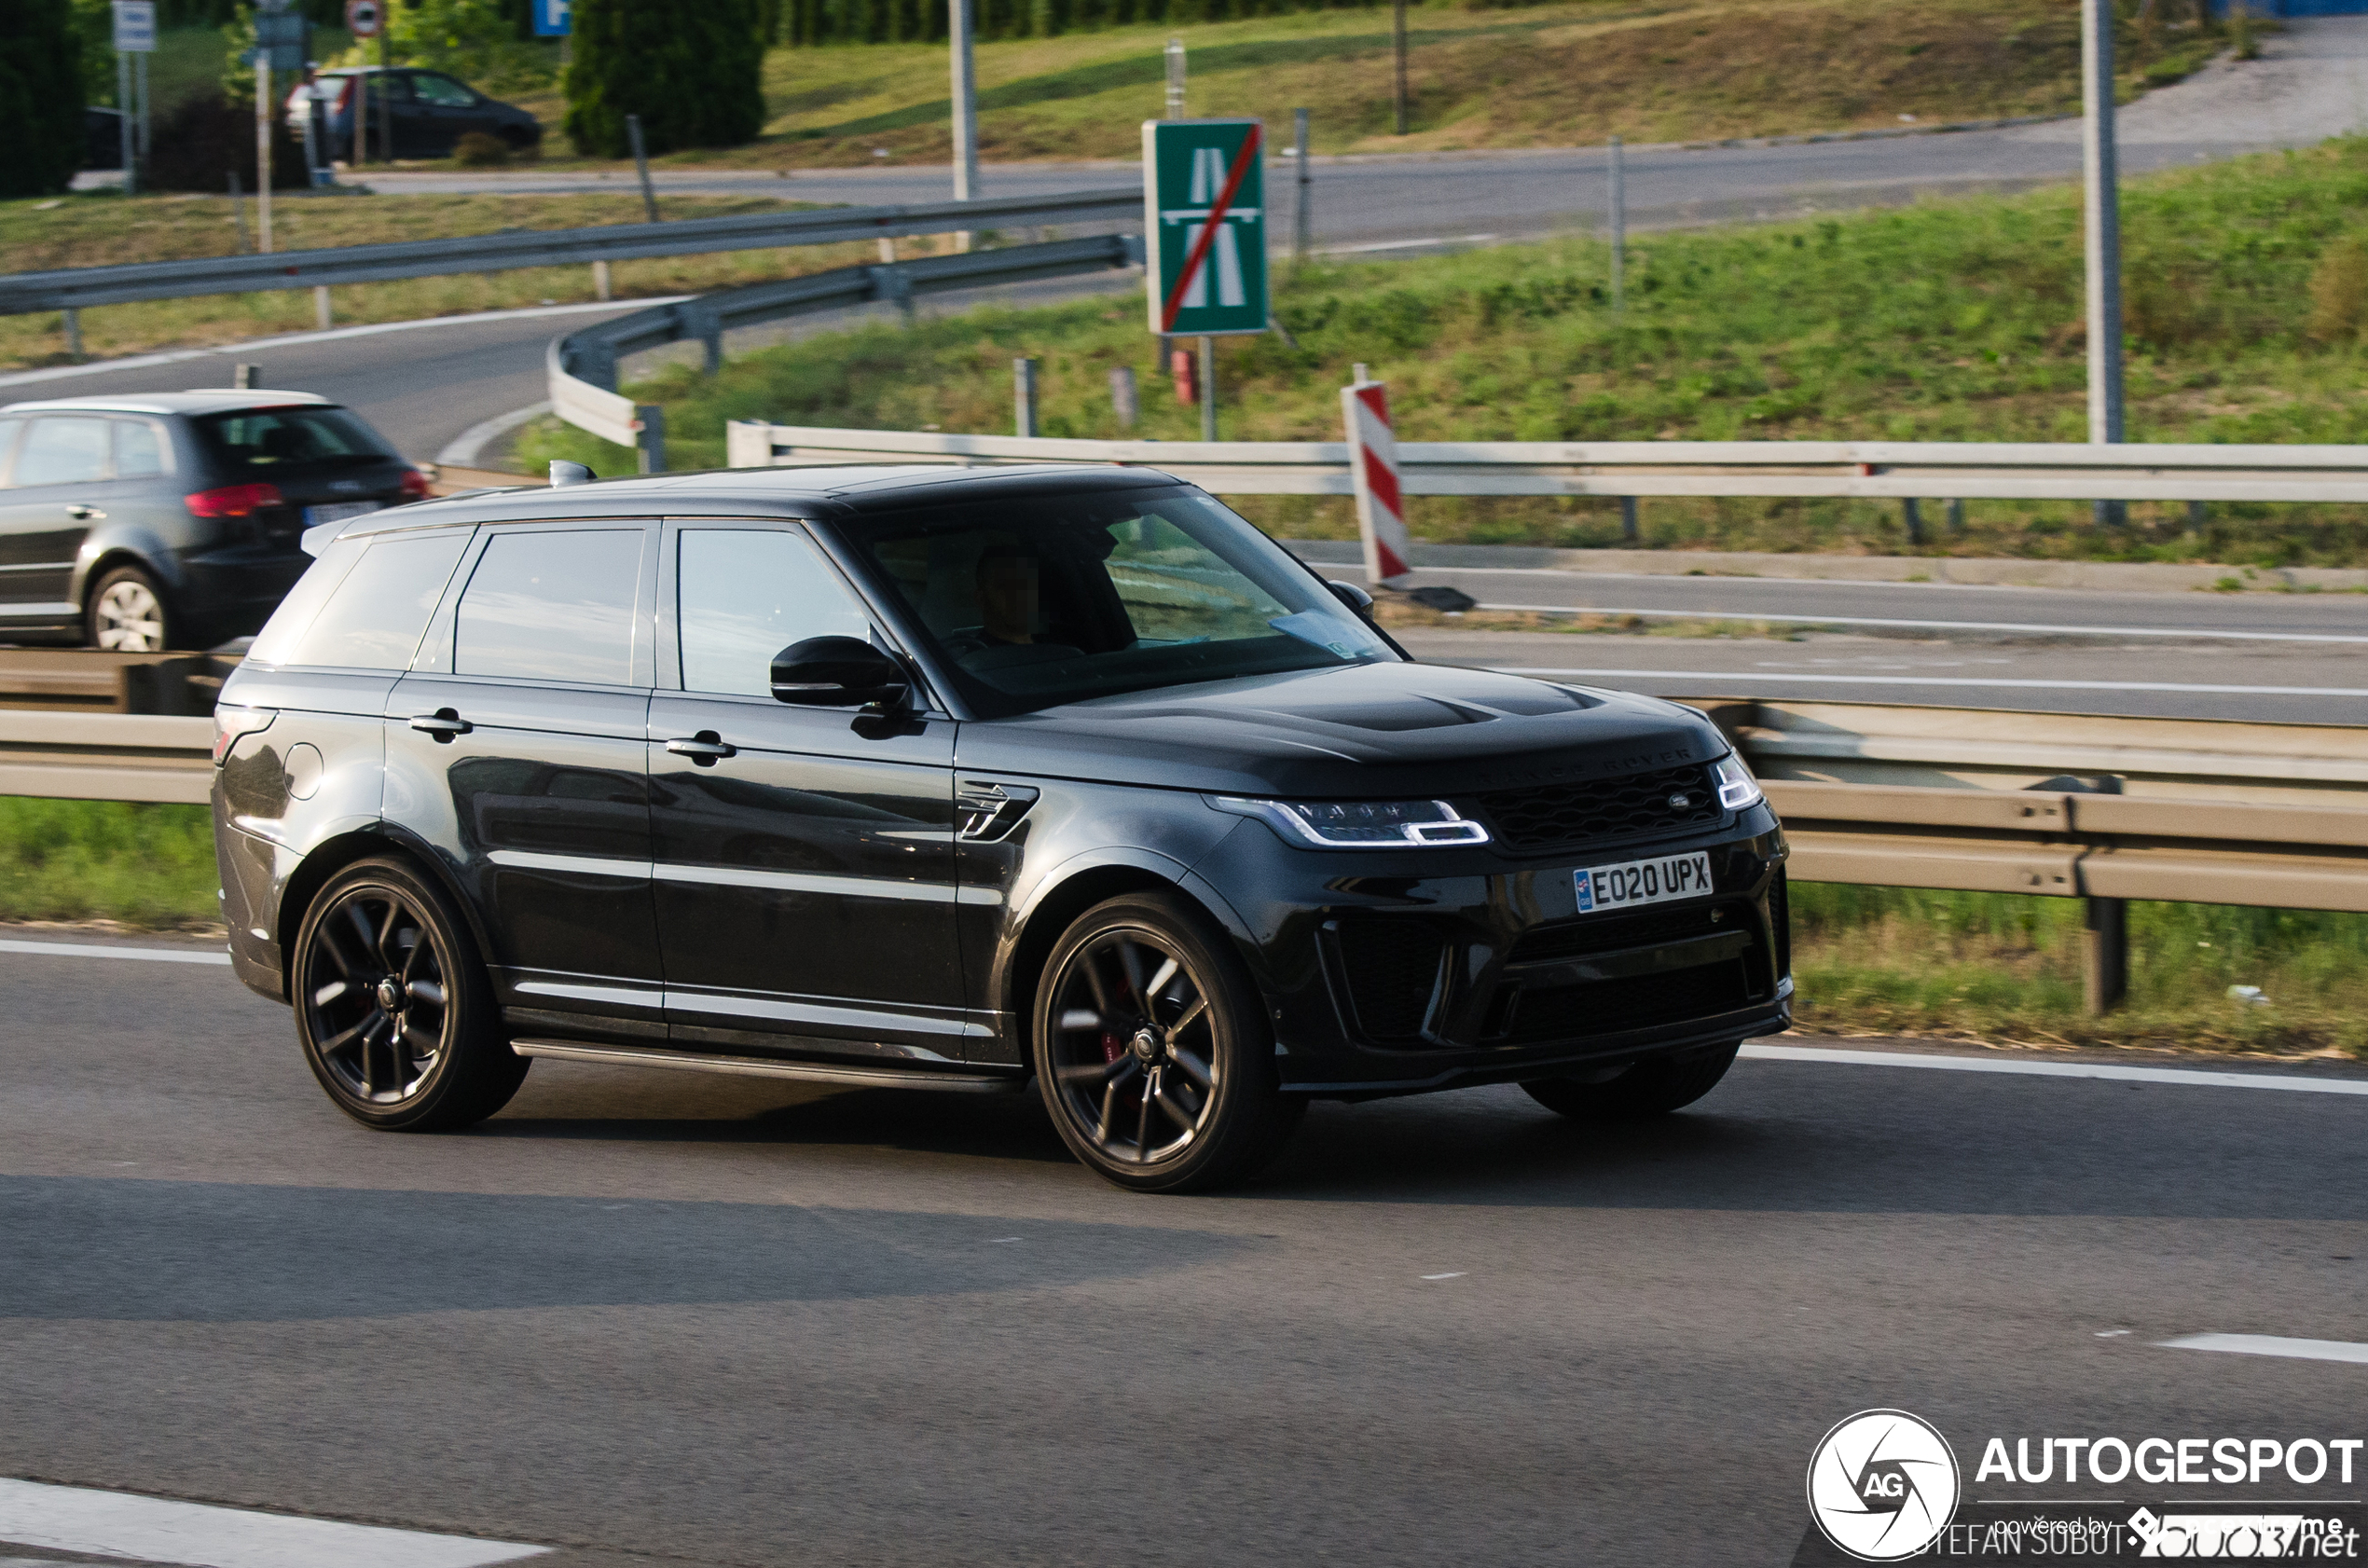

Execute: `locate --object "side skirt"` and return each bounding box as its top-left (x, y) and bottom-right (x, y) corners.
top-left (509, 1037), bottom-right (1031, 1093)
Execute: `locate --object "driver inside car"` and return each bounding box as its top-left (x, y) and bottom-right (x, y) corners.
top-left (943, 543), bottom-right (1083, 668)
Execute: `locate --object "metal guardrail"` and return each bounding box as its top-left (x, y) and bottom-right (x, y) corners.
top-left (722, 426), bottom-right (2368, 504)
top-left (549, 235), bottom-right (1144, 461)
top-left (9, 697), bottom-right (2364, 915)
top-left (0, 189), bottom-right (1140, 315)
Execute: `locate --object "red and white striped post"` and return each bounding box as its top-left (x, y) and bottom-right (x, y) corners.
top-left (1341, 364), bottom-right (1413, 588)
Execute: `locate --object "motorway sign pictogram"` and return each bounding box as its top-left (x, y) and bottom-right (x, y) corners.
top-left (1142, 118), bottom-right (1268, 337)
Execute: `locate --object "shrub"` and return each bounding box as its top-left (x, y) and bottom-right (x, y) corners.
top-left (563, 0), bottom-right (766, 158)
top-left (0, 0), bottom-right (86, 199)
top-left (145, 92), bottom-right (310, 192)
top-left (454, 130), bottom-right (511, 167)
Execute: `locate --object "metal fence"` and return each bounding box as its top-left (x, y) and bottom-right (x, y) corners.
top-left (723, 423), bottom-right (2368, 505)
top-left (0, 189), bottom-right (1140, 316)
top-left (548, 235), bottom-right (1145, 464)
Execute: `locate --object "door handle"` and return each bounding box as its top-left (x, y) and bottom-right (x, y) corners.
top-left (666, 731), bottom-right (737, 765)
top-left (409, 708), bottom-right (473, 741)
top-left (66, 505), bottom-right (104, 520)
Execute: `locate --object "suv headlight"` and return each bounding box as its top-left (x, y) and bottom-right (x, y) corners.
top-left (1209, 796), bottom-right (1490, 848)
top-left (1712, 753), bottom-right (1763, 810)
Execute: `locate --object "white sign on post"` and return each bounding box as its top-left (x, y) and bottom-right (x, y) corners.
top-left (111, 0), bottom-right (157, 52)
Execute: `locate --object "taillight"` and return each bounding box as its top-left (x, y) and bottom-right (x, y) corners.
top-left (335, 78), bottom-right (354, 113)
top-left (213, 706), bottom-right (277, 766)
top-left (186, 482), bottom-right (283, 519)
top-left (398, 468), bottom-right (431, 502)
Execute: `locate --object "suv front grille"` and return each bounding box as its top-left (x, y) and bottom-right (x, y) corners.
top-left (1506, 901), bottom-right (1746, 967)
top-left (1473, 763), bottom-right (1722, 854)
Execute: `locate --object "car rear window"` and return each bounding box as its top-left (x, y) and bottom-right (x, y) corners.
top-left (194, 406), bottom-right (391, 477)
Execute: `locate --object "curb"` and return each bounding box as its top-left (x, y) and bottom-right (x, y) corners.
top-left (1281, 540), bottom-right (2368, 595)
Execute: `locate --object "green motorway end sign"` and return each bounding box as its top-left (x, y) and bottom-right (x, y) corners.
top-left (1142, 117), bottom-right (1269, 337)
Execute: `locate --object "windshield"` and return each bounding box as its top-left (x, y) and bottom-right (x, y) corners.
top-left (193, 406), bottom-right (392, 477)
top-left (838, 486), bottom-right (1398, 717)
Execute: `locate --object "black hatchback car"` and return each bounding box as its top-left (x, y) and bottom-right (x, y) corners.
top-left (212, 465), bottom-right (1790, 1191)
top-left (293, 69), bottom-right (544, 159)
top-left (0, 392), bottom-right (427, 652)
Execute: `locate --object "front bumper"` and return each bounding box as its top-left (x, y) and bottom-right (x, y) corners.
top-left (1194, 805), bottom-right (1791, 1097)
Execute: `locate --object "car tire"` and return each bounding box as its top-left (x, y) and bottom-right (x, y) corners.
top-left (1033, 891), bottom-right (1303, 1193)
top-left (1521, 1040), bottom-right (1742, 1121)
top-left (86, 564), bottom-right (172, 653)
top-left (291, 855), bottom-right (528, 1132)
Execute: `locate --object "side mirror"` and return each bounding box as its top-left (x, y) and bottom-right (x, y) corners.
top-left (1326, 580), bottom-right (1374, 613)
top-left (769, 636), bottom-right (910, 708)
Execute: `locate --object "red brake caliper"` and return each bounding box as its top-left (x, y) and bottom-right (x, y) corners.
top-left (1101, 1030), bottom-right (1126, 1066)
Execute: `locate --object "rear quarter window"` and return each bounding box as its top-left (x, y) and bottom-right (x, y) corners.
top-left (247, 529), bottom-right (471, 669)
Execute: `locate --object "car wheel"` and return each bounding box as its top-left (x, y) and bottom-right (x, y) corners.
top-left (1034, 891), bottom-right (1303, 1193)
top-left (291, 855), bottom-right (528, 1132)
top-left (87, 565), bottom-right (172, 652)
top-left (1521, 1040), bottom-right (1742, 1121)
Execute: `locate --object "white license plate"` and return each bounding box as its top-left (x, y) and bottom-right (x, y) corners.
top-left (1575, 850), bottom-right (1714, 913)
top-left (303, 501), bottom-right (380, 526)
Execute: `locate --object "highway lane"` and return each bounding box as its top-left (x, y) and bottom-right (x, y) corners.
top-left (1396, 626), bottom-right (2368, 722)
top-left (3, 938), bottom-right (2364, 1567)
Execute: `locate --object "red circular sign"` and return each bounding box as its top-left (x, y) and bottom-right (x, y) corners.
top-left (345, 0), bottom-right (382, 37)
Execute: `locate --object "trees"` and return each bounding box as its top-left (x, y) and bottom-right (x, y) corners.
top-left (0, 0), bottom-right (86, 198)
top-left (563, 0), bottom-right (766, 158)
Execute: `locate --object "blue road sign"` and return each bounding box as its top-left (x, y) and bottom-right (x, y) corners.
top-left (532, 0), bottom-right (573, 36)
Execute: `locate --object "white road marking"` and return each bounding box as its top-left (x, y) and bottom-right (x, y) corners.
top-left (0, 1479), bottom-right (547, 1568)
top-left (0, 299), bottom-right (695, 392)
top-left (2157, 1333), bottom-right (2368, 1365)
top-left (435, 401), bottom-right (554, 467)
top-left (0, 940), bottom-right (229, 967)
top-left (1474, 602), bottom-right (2368, 644)
top-left (1489, 667), bottom-right (2368, 696)
top-left (1421, 1272), bottom-right (1467, 1281)
top-left (1742, 1042), bottom-right (2368, 1095)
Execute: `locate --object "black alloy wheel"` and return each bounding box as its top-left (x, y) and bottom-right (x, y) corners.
top-left (292, 857), bottom-right (527, 1131)
top-left (1034, 892), bottom-right (1302, 1193)
top-left (1521, 1039), bottom-right (1742, 1121)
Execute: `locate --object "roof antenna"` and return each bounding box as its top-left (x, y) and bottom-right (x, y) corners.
top-left (549, 461), bottom-right (596, 487)
top-left (232, 364), bottom-right (259, 390)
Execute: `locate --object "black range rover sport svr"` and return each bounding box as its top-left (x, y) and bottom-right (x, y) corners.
top-left (211, 464), bottom-right (1791, 1191)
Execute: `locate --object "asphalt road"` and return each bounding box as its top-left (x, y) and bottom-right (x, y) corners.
top-left (2, 936), bottom-right (2364, 1566)
top-left (1375, 569), bottom-right (2368, 722)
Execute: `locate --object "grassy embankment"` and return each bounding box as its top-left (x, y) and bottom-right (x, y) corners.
top-left (0, 192), bottom-right (993, 374)
top-left (0, 2), bottom-right (2223, 371)
top-left (513, 0), bottom-right (2223, 168)
top-left (526, 137), bottom-right (2368, 568)
top-left (6, 801), bottom-right (2362, 1056)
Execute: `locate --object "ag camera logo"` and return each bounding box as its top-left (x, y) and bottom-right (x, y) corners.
top-left (1807, 1409), bottom-right (1962, 1561)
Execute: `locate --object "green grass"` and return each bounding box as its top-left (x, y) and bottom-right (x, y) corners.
top-left (0, 799), bottom-right (220, 930)
top-left (522, 136), bottom-right (2368, 567)
top-left (490, 0), bottom-right (2226, 168)
top-left (0, 190), bottom-right (949, 378)
top-left (1790, 885), bottom-right (2368, 1058)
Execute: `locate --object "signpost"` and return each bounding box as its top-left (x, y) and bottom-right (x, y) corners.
top-left (111, 3), bottom-right (155, 197)
top-left (1142, 117), bottom-right (1268, 440)
top-left (345, 0), bottom-right (379, 167)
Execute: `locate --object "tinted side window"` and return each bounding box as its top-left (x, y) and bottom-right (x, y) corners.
top-left (15, 418), bottom-right (110, 486)
top-left (679, 530), bottom-right (872, 697)
top-left (114, 420), bottom-right (168, 479)
top-left (279, 530), bottom-right (471, 670)
top-left (455, 529), bottom-right (643, 686)
top-left (413, 74), bottom-right (476, 105)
